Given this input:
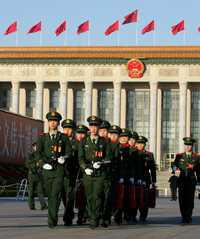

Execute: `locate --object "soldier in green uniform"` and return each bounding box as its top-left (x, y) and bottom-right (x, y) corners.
top-left (133, 136), bottom-right (157, 222)
top-left (26, 142), bottom-right (47, 210)
top-left (173, 137), bottom-right (200, 224)
top-left (98, 120), bottom-right (110, 140)
top-left (75, 124), bottom-right (89, 225)
top-left (78, 116), bottom-right (111, 229)
top-left (37, 112), bottom-right (72, 228)
top-left (61, 118), bottom-right (79, 226)
top-left (129, 131), bottom-right (139, 150)
top-left (114, 128), bottom-right (132, 224)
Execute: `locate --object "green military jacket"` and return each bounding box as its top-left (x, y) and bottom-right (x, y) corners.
top-left (26, 151), bottom-right (42, 178)
top-left (37, 131), bottom-right (72, 176)
top-left (78, 135), bottom-right (111, 177)
top-left (174, 152), bottom-right (200, 183)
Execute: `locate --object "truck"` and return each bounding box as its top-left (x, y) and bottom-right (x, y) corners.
top-left (0, 110), bottom-right (43, 191)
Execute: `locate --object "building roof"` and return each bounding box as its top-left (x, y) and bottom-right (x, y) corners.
top-left (0, 46), bottom-right (199, 59)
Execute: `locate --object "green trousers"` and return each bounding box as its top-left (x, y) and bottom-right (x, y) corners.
top-left (28, 174), bottom-right (46, 209)
top-left (83, 175), bottom-right (110, 226)
top-left (62, 176), bottom-right (76, 224)
top-left (43, 166), bottom-right (64, 227)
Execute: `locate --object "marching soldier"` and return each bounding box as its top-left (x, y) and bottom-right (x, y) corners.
top-left (78, 116), bottom-right (111, 229)
top-left (37, 112), bottom-right (72, 228)
top-left (173, 137), bottom-right (200, 224)
top-left (75, 124), bottom-right (89, 225)
top-left (114, 128), bottom-right (131, 225)
top-left (129, 131), bottom-right (139, 150)
top-left (98, 120), bottom-right (111, 140)
top-left (133, 136), bottom-right (157, 222)
top-left (26, 142), bottom-right (47, 210)
top-left (61, 119), bottom-right (79, 226)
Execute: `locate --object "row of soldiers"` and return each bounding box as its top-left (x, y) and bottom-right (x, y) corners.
top-left (26, 111), bottom-right (200, 229)
top-left (27, 111), bottom-right (157, 229)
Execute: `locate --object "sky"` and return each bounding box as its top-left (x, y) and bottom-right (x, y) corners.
top-left (0, 0), bottom-right (200, 46)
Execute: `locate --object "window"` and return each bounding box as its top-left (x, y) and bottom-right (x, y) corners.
top-left (0, 87), bottom-right (11, 110)
top-left (98, 89), bottom-right (113, 123)
top-left (74, 89), bottom-right (85, 124)
top-left (49, 89), bottom-right (59, 112)
top-left (161, 89), bottom-right (179, 170)
top-left (26, 89), bottom-right (35, 117)
top-left (191, 90), bottom-right (200, 152)
top-left (126, 90), bottom-right (150, 141)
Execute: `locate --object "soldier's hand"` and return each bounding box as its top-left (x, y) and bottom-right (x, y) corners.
top-left (43, 163), bottom-right (53, 170)
top-left (129, 177), bottom-right (134, 184)
top-left (85, 168), bottom-right (93, 176)
top-left (196, 184), bottom-right (200, 192)
top-left (93, 162), bottom-right (101, 169)
top-left (57, 156), bottom-right (65, 165)
top-left (152, 182), bottom-right (157, 188)
top-left (119, 178), bottom-right (124, 184)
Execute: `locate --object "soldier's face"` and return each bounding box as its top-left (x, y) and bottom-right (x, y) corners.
top-left (129, 138), bottom-right (136, 147)
top-left (99, 128), bottom-right (108, 138)
top-left (119, 136), bottom-right (129, 144)
top-left (48, 120), bottom-right (59, 130)
top-left (63, 127), bottom-right (73, 137)
top-left (109, 133), bottom-right (119, 143)
top-left (137, 143), bottom-right (145, 151)
top-left (76, 133), bottom-right (86, 141)
top-left (89, 125), bottom-right (98, 135)
top-left (185, 145), bottom-right (193, 152)
top-left (32, 145), bottom-right (37, 151)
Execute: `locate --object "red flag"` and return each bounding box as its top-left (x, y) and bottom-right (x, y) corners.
top-left (122, 10), bottom-right (138, 25)
top-left (4, 21), bottom-right (17, 35)
top-left (171, 20), bottom-right (185, 35)
top-left (28, 21), bottom-right (42, 34)
top-left (55, 21), bottom-right (67, 36)
top-left (141, 20), bottom-right (155, 34)
top-left (105, 20), bottom-right (119, 36)
top-left (77, 20), bottom-right (89, 34)
top-left (198, 27), bottom-right (200, 32)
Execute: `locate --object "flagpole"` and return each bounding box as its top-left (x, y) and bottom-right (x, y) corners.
top-left (64, 32), bottom-right (67, 46)
top-left (39, 31), bottom-right (42, 46)
top-left (117, 28), bottom-right (120, 46)
top-left (87, 30), bottom-right (90, 46)
top-left (153, 29), bottom-right (156, 46)
top-left (183, 30), bottom-right (186, 46)
top-left (15, 21), bottom-right (19, 46)
top-left (135, 22), bottom-right (138, 46)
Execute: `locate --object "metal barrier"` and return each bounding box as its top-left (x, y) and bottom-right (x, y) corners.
top-left (16, 178), bottom-right (28, 200)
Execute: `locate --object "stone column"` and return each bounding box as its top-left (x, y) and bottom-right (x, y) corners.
top-left (186, 88), bottom-right (191, 137)
top-left (113, 81), bottom-right (121, 125)
top-left (84, 81), bottom-right (93, 122)
top-left (59, 81), bottom-right (68, 119)
top-left (179, 81), bottom-right (187, 151)
top-left (11, 81), bottom-right (20, 113)
top-left (35, 82), bottom-right (44, 120)
top-left (149, 81), bottom-right (158, 155)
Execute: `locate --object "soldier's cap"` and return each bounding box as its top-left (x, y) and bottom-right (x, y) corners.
top-left (137, 135), bottom-right (148, 144)
top-left (61, 119), bottom-right (76, 129)
top-left (130, 131), bottom-right (139, 140)
top-left (76, 124), bottom-right (89, 134)
top-left (87, 115), bottom-right (102, 126)
top-left (46, 111), bottom-right (62, 122)
top-left (183, 137), bottom-right (196, 145)
top-left (32, 142), bottom-right (37, 147)
top-left (119, 128), bottom-right (131, 137)
top-left (99, 120), bottom-right (111, 129)
top-left (108, 125), bottom-right (122, 134)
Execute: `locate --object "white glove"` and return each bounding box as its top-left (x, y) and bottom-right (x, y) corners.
top-left (137, 180), bottom-right (142, 185)
top-left (93, 162), bottom-right (101, 169)
top-left (152, 182), bottom-right (157, 188)
top-left (196, 184), bottom-right (200, 191)
top-left (129, 178), bottom-right (134, 184)
top-left (57, 156), bottom-right (65, 165)
top-left (119, 178), bottom-right (124, 184)
top-left (43, 163), bottom-right (53, 170)
top-left (85, 168), bottom-right (93, 176)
